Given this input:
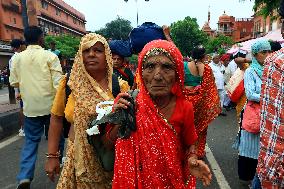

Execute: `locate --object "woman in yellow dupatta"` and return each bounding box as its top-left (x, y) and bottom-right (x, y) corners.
top-left (45, 33), bottom-right (129, 188)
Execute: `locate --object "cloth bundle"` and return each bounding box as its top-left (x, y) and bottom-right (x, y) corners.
top-left (87, 90), bottom-right (138, 171)
top-left (225, 68), bottom-right (245, 102)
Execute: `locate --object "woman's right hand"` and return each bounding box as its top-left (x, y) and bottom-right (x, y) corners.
top-left (188, 157), bottom-right (212, 186)
top-left (45, 158), bottom-right (60, 182)
top-left (113, 93), bottom-right (131, 112)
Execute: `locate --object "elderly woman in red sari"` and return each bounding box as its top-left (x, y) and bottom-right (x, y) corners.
top-left (110, 40), bottom-right (212, 188)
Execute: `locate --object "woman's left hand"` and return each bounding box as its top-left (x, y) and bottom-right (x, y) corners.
top-left (113, 93), bottom-right (131, 112)
top-left (188, 157), bottom-right (212, 186)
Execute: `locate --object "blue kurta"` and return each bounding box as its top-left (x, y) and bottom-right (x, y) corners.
top-left (239, 67), bottom-right (262, 159)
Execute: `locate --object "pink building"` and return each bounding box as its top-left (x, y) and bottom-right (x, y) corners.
top-left (0, 0), bottom-right (86, 70)
top-left (0, 0), bottom-right (86, 42)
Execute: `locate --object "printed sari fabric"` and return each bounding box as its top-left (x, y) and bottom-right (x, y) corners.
top-left (57, 33), bottom-right (116, 189)
top-left (112, 40), bottom-right (197, 189)
top-left (184, 64), bottom-right (221, 157)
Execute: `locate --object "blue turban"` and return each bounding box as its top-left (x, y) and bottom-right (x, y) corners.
top-left (109, 39), bottom-right (132, 57)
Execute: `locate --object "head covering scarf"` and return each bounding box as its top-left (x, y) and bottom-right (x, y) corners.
top-left (251, 39), bottom-right (271, 78)
top-left (233, 49), bottom-right (247, 59)
top-left (113, 40), bottom-right (196, 189)
top-left (68, 33), bottom-right (114, 183)
top-left (220, 54), bottom-right (231, 62)
top-left (136, 40), bottom-right (184, 97)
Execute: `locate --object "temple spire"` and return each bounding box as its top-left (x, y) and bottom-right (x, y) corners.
top-left (208, 5), bottom-right (211, 24)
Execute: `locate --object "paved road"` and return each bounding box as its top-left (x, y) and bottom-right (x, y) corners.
top-left (0, 110), bottom-right (251, 189)
top-left (0, 137), bottom-right (57, 189)
top-left (0, 87), bottom-right (20, 114)
top-left (0, 87), bottom-right (9, 104)
top-left (205, 110), bottom-right (250, 189)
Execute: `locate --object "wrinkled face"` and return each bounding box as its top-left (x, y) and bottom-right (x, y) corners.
top-left (112, 54), bottom-right (124, 69)
top-left (142, 55), bottom-right (176, 97)
top-left (255, 50), bottom-right (270, 65)
top-left (82, 42), bottom-right (107, 75)
top-left (212, 56), bottom-right (220, 64)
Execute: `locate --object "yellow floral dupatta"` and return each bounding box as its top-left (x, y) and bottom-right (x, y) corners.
top-left (68, 33), bottom-right (114, 183)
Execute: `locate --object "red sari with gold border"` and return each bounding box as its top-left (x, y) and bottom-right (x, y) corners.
top-left (184, 64), bottom-right (221, 157)
top-left (112, 40), bottom-right (198, 189)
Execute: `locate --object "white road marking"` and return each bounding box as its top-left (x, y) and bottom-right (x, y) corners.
top-left (2, 183), bottom-right (16, 189)
top-left (0, 135), bottom-right (20, 149)
top-left (0, 136), bottom-right (230, 189)
top-left (206, 144), bottom-right (231, 189)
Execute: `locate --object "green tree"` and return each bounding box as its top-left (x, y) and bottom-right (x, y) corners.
top-left (170, 16), bottom-right (208, 56)
top-left (95, 17), bottom-right (133, 40)
top-left (205, 34), bottom-right (234, 54)
top-left (45, 34), bottom-right (81, 59)
top-left (240, 0), bottom-right (281, 18)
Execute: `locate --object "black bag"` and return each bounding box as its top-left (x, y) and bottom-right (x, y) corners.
top-left (87, 90), bottom-right (139, 171)
top-left (129, 22), bottom-right (166, 54)
top-left (88, 121), bottom-right (115, 172)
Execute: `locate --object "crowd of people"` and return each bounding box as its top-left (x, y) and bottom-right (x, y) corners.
top-left (7, 1), bottom-right (284, 189)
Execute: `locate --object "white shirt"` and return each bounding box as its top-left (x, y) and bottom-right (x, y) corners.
top-left (9, 52), bottom-right (20, 95)
top-left (224, 66), bottom-right (233, 85)
top-left (9, 45), bottom-right (62, 117)
top-left (9, 52), bottom-right (18, 70)
top-left (209, 61), bottom-right (225, 90)
top-left (228, 59), bottom-right (238, 74)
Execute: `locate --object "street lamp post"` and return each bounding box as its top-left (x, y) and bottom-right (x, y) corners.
top-left (8, 0), bottom-right (29, 104)
top-left (7, 1), bottom-right (28, 104)
top-left (135, 0), bottom-right (138, 26)
top-left (124, 0), bottom-right (150, 26)
top-left (21, 0), bottom-right (29, 28)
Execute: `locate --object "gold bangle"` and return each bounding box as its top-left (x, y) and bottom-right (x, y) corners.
top-left (46, 155), bottom-right (60, 158)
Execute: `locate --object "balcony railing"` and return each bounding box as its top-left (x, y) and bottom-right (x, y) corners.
top-left (218, 29), bottom-right (233, 35)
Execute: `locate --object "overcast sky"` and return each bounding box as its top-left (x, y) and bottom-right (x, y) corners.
top-left (64, 0), bottom-right (255, 31)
